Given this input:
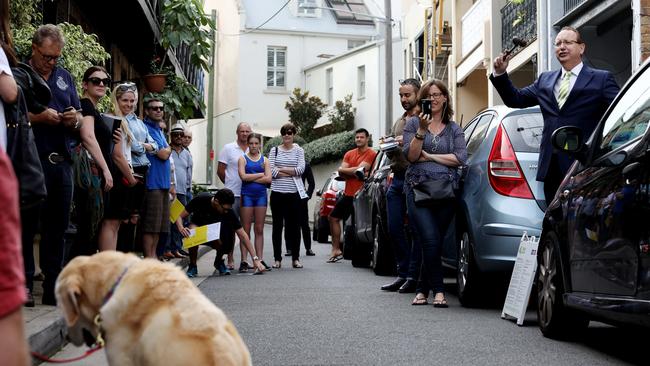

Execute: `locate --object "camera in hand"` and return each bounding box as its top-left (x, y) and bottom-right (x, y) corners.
top-left (421, 99), bottom-right (432, 115)
top-left (379, 135), bottom-right (399, 152)
top-left (354, 167), bottom-right (366, 181)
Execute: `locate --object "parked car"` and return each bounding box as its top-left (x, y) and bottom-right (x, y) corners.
top-left (441, 106), bottom-right (546, 307)
top-left (536, 59), bottom-right (650, 338)
top-left (312, 172), bottom-right (346, 243)
top-left (349, 150), bottom-right (397, 274)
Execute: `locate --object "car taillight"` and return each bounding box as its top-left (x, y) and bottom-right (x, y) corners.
top-left (488, 124), bottom-right (534, 199)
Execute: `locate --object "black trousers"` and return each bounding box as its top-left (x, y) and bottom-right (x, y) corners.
top-left (299, 197), bottom-right (311, 251)
top-left (270, 191), bottom-right (301, 261)
top-left (544, 155), bottom-right (563, 206)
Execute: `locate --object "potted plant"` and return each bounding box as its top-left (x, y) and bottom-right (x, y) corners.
top-left (143, 55), bottom-right (168, 92)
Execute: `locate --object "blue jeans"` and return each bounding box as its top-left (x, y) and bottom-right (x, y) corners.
top-left (406, 188), bottom-right (455, 295)
top-left (386, 176), bottom-right (420, 279)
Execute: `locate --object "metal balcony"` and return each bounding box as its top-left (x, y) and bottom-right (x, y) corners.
top-left (500, 0), bottom-right (537, 58)
top-left (564, 0), bottom-right (587, 15)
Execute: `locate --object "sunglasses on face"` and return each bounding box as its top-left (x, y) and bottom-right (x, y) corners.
top-left (148, 106), bottom-right (164, 111)
top-left (87, 77), bottom-right (111, 86)
top-left (282, 131), bottom-right (295, 136)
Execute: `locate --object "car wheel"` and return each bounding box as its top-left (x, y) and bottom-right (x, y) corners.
top-left (345, 222), bottom-right (370, 267)
top-left (372, 220), bottom-right (396, 276)
top-left (456, 227), bottom-right (483, 307)
top-left (536, 231), bottom-right (589, 338)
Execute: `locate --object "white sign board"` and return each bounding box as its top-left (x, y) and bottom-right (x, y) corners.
top-left (501, 232), bottom-right (540, 326)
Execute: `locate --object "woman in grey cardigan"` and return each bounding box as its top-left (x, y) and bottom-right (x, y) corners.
top-left (403, 80), bottom-right (467, 308)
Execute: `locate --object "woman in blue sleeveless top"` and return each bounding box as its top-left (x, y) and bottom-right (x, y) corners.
top-left (238, 133), bottom-right (272, 270)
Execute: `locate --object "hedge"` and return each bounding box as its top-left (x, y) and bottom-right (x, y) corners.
top-left (303, 131), bottom-right (357, 165)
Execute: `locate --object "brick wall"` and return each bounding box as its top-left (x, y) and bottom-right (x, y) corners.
top-left (642, 0), bottom-right (650, 62)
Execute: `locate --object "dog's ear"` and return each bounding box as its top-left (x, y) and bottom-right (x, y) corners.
top-left (59, 277), bottom-right (82, 327)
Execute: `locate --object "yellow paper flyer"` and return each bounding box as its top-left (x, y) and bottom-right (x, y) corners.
top-left (169, 198), bottom-right (185, 223)
top-left (182, 223), bottom-right (221, 249)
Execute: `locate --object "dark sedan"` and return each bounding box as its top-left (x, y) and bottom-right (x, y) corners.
top-left (537, 58), bottom-right (650, 338)
top-left (348, 150), bottom-right (396, 274)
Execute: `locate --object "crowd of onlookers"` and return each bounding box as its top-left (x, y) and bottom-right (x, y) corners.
top-left (0, 21), bottom-right (196, 317)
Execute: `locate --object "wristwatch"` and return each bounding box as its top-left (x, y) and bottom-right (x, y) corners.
top-left (74, 118), bottom-right (82, 130)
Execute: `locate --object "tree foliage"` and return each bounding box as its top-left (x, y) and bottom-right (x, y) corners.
top-left (10, 0), bottom-right (112, 111)
top-left (262, 135), bottom-right (307, 155)
top-left (328, 94), bottom-right (356, 132)
top-left (303, 131), bottom-right (357, 165)
top-left (284, 88), bottom-right (326, 142)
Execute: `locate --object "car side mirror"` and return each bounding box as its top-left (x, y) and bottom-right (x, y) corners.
top-left (551, 126), bottom-right (587, 162)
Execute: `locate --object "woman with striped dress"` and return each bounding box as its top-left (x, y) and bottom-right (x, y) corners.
top-left (269, 123), bottom-right (306, 269)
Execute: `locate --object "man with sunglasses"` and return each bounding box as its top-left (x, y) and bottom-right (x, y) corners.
top-left (141, 97), bottom-right (174, 259)
top-left (490, 26), bottom-right (619, 205)
top-left (24, 24), bottom-right (81, 305)
top-left (168, 122), bottom-right (192, 258)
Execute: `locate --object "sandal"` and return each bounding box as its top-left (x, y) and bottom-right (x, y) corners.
top-left (411, 294), bottom-right (428, 306)
top-left (326, 254), bottom-right (343, 263)
top-left (432, 293), bottom-right (448, 308)
top-left (272, 261), bottom-right (281, 269)
top-left (292, 260), bottom-right (303, 269)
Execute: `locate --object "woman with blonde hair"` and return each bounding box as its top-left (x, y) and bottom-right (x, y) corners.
top-left (95, 83), bottom-right (138, 251)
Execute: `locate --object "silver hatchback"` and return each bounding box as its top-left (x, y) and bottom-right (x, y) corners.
top-left (441, 106), bottom-right (545, 306)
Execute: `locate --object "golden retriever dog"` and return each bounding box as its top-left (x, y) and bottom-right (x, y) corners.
top-left (55, 251), bottom-right (251, 366)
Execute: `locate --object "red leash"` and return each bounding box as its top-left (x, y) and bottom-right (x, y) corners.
top-left (30, 344), bottom-right (103, 363)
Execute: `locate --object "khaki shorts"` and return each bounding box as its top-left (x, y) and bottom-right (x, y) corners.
top-left (142, 189), bottom-right (170, 233)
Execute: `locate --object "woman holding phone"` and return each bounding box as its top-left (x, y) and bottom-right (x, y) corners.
top-left (69, 66), bottom-right (120, 257)
top-left (403, 79), bottom-right (467, 308)
top-left (95, 83), bottom-right (138, 251)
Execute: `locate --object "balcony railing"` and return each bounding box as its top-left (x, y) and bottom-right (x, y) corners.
top-left (501, 0), bottom-right (537, 59)
top-left (564, 0), bottom-right (587, 15)
top-left (173, 44), bottom-right (205, 101)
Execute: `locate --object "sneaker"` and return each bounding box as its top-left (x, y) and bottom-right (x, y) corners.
top-left (217, 262), bottom-right (231, 276)
top-left (239, 261), bottom-right (250, 273)
top-left (24, 288), bottom-right (35, 308)
top-left (186, 265), bottom-right (198, 278)
top-left (306, 249), bottom-right (316, 256)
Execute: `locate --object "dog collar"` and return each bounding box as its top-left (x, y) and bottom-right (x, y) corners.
top-left (101, 265), bottom-right (131, 306)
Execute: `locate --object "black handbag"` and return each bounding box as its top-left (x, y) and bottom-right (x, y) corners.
top-left (413, 178), bottom-right (455, 207)
top-left (5, 87), bottom-right (47, 208)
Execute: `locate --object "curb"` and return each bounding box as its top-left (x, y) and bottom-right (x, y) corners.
top-left (29, 247), bottom-right (213, 364)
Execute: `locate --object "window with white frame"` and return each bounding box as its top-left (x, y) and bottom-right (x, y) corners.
top-left (326, 68), bottom-right (333, 105)
top-left (298, 0), bottom-right (317, 17)
top-left (357, 65), bottom-right (365, 99)
top-left (267, 46), bottom-right (286, 89)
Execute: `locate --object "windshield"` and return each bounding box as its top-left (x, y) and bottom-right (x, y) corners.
top-left (599, 65), bottom-right (650, 154)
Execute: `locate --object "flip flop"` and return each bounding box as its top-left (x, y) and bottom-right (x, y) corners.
top-left (412, 295), bottom-right (428, 306)
top-left (326, 254), bottom-right (343, 263)
top-left (432, 297), bottom-right (448, 308)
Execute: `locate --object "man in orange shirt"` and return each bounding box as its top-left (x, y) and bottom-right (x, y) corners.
top-left (327, 128), bottom-right (377, 263)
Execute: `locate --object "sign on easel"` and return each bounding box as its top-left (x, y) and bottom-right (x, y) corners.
top-left (501, 232), bottom-right (540, 326)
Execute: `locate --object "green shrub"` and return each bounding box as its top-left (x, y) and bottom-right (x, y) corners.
top-left (328, 94), bottom-right (355, 132)
top-left (284, 88), bottom-right (326, 142)
top-left (303, 131), bottom-right (356, 165)
top-left (263, 135), bottom-right (307, 155)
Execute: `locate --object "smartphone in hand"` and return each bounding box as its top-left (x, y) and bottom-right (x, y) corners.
top-left (420, 99), bottom-right (432, 115)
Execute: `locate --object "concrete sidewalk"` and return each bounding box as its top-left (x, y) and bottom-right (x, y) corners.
top-left (26, 246), bottom-right (212, 364)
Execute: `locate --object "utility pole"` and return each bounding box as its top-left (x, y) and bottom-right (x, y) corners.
top-left (206, 9), bottom-right (216, 185)
top-left (384, 0), bottom-right (393, 135)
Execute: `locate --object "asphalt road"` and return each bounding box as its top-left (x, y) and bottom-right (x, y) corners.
top-left (53, 225), bottom-right (646, 365)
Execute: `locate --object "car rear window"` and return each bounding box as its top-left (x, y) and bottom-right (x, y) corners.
top-left (502, 112), bottom-right (544, 153)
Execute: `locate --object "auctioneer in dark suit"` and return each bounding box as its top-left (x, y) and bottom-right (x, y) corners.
top-left (489, 64), bottom-right (619, 183)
